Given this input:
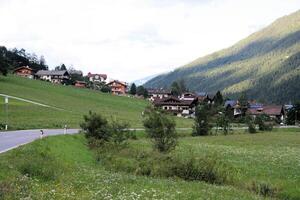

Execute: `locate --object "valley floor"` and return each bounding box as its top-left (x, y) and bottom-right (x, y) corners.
top-left (0, 129), bottom-right (299, 199)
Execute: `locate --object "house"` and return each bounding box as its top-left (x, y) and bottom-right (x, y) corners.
top-left (107, 80), bottom-right (128, 95)
top-left (13, 66), bottom-right (34, 78)
top-left (180, 92), bottom-right (197, 101)
top-left (195, 92), bottom-right (215, 104)
top-left (35, 70), bottom-right (70, 84)
top-left (148, 89), bottom-right (172, 101)
top-left (74, 81), bottom-right (86, 88)
top-left (153, 96), bottom-right (198, 117)
top-left (224, 100), bottom-right (244, 117)
top-left (247, 105), bottom-right (285, 123)
top-left (87, 72), bottom-right (107, 83)
top-left (68, 70), bottom-right (83, 77)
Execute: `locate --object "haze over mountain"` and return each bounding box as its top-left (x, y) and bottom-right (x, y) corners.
top-left (145, 10), bottom-right (300, 103)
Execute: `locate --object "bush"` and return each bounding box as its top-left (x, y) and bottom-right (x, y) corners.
top-left (80, 111), bottom-right (111, 142)
top-left (110, 118), bottom-right (130, 146)
top-left (249, 181), bottom-right (279, 197)
top-left (215, 112), bottom-right (231, 135)
top-left (14, 145), bottom-right (65, 181)
top-left (143, 106), bottom-right (177, 153)
top-left (192, 105), bottom-right (212, 136)
top-left (245, 116), bottom-right (256, 134)
top-left (80, 111), bottom-right (132, 147)
top-left (255, 114), bottom-right (273, 131)
top-left (169, 152), bottom-right (232, 185)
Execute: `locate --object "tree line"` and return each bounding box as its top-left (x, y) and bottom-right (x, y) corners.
top-left (0, 46), bottom-right (48, 75)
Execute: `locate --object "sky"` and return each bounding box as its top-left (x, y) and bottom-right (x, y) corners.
top-left (0, 0), bottom-right (299, 82)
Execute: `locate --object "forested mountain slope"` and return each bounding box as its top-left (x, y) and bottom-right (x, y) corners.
top-left (144, 10), bottom-right (300, 103)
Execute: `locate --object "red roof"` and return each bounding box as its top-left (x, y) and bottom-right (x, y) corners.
top-left (107, 80), bottom-right (127, 86)
top-left (247, 105), bottom-right (284, 116)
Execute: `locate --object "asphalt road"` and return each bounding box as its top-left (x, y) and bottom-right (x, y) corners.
top-left (0, 129), bottom-right (80, 154)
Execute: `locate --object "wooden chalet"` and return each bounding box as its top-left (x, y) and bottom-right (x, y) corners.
top-left (13, 66), bottom-right (34, 78)
top-left (153, 96), bottom-right (198, 117)
top-left (107, 80), bottom-right (128, 95)
top-left (247, 105), bottom-right (285, 122)
top-left (35, 70), bottom-right (70, 84)
top-left (148, 89), bottom-right (172, 101)
top-left (87, 72), bottom-right (107, 83)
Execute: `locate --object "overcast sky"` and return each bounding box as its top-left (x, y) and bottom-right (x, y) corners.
top-left (0, 0), bottom-right (299, 81)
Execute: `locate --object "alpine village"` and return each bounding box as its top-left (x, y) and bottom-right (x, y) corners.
top-left (0, 3), bottom-right (300, 200)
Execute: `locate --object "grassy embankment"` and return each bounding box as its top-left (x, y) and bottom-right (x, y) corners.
top-left (0, 75), bottom-right (192, 129)
top-left (0, 133), bottom-right (265, 199)
top-left (1, 128), bottom-right (299, 199)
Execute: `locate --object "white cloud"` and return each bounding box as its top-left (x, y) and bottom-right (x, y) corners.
top-left (0, 0), bottom-right (299, 81)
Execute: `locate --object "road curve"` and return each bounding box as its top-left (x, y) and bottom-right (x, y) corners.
top-left (0, 129), bottom-right (80, 154)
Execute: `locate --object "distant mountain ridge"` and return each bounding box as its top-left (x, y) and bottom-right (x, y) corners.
top-left (144, 10), bottom-right (300, 103)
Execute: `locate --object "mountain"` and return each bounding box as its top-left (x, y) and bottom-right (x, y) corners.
top-left (144, 10), bottom-right (300, 103)
top-left (132, 74), bottom-right (160, 86)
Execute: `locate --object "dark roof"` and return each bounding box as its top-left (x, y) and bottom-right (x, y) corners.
top-left (224, 100), bottom-right (237, 108)
top-left (87, 72), bottom-right (107, 79)
top-left (247, 105), bottom-right (284, 116)
top-left (182, 92), bottom-right (197, 98)
top-left (249, 103), bottom-right (264, 109)
top-left (36, 70), bottom-right (69, 76)
top-left (68, 70), bottom-right (83, 75)
top-left (153, 96), bottom-right (196, 106)
top-left (13, 66), bottom-right (33, 72)
top-left (207, 93), bottom-right (215, 100)
top-left (148, 89), bottom-right (171, 95)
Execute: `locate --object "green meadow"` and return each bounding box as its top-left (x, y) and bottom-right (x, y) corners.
top-left (0, 129), bottom-right (299, 199)
top-left (0, 75), bottom-right (192, 129)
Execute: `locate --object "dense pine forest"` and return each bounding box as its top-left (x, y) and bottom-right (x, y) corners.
top-left (145, 10), bottom-right (300, 104)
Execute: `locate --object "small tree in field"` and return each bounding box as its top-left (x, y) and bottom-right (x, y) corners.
top-left (216, 113), bottom-right (230, 135)
top-left (246, 115), bottom-right (256, 134)
top-left (143, 106), bottom-right (177, 153)
top-left (80, 111), bottom-right (111, 141)
top-left (192, 105), bottom-right (211, 136)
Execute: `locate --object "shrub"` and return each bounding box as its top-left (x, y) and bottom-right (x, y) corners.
top-left (110, 119), bottom-right (130, 146)
top-left (249, 181), bottom-right (279, 197)
top-left (216, 112), bottom-right (231, 135)
top-left (169, 153), bottom-right (232, 184)
top-left (192, 105), bottom-right (212, 136)
top-left (255, 114), bottom-right (273, 131)
top-left (14, 145), bottom-right (65, 181)
top-left (81, 111), bottom-right (132, 147)
top-left (245, 116), bottom-right (256, 133)
top-left (80, 111), bottom-right (111, 142)
top-left (143, 106), bottom-right (177, 153)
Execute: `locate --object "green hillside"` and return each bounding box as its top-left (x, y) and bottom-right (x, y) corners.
top-left (0, 75), bottom-right (192, 129)
top-left (145, 10), bottom-right (300, 103)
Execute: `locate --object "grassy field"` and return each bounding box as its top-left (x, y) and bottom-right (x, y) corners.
top-left (0, 129), bottom-right (299, 199)
top-left (102, 129), bottom-right (300, 200)
top-left (0, 134), bottom-right (265, 200)
top-left (0, 75), bottom-right (192, 129)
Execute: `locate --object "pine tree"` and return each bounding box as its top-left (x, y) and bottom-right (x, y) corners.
top-left (130, 83), bottom-right (137, 95)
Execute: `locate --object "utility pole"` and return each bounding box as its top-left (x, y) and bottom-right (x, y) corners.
top-left (4, 96), bottom-right (8, 130)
